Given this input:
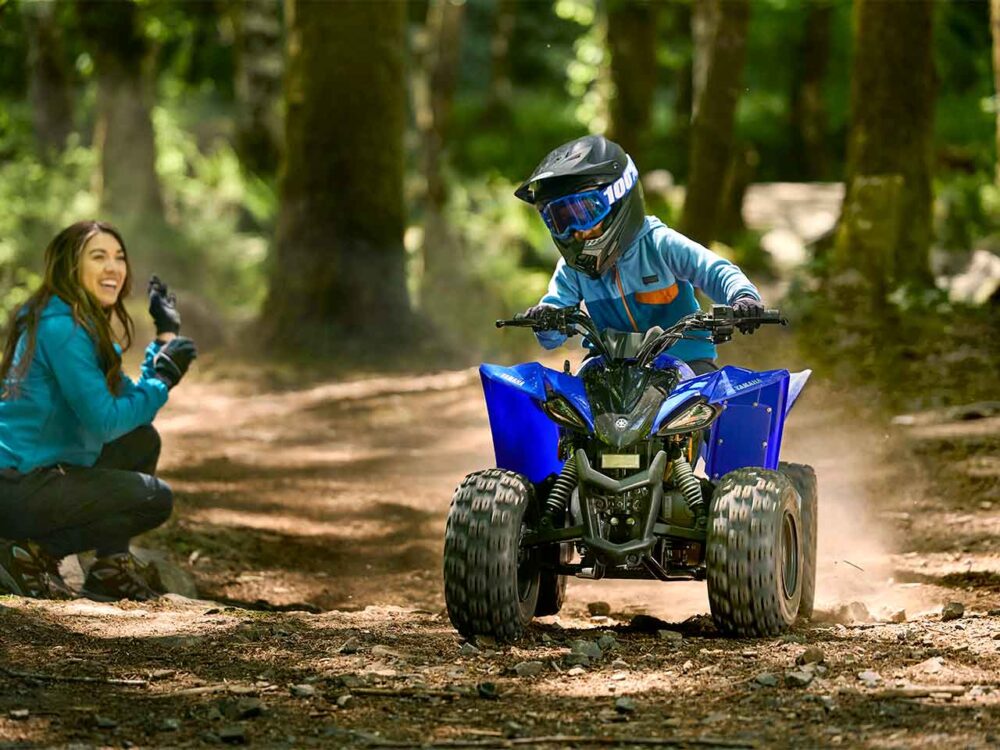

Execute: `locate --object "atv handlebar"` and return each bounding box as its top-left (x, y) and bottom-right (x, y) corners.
top-left (496, 304), bottom-right (786, 365)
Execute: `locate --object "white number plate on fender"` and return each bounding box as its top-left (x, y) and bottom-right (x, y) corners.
top-left (601, 454), bottom-right (640, 469)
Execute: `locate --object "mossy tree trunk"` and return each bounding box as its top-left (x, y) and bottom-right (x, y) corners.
top-left (23, 0), bottom-right (73, 156)
top-left (992, 0), bottom-right (1000, 185)
top-left (790, 1), bottom-right (833, 181)
top-left (77, 0), bottom-right (164, 223)
top-left (262, 0), bottom-right (410, 353)
top-left (680, 0), bottom-right (750, 246)
top-left (483, 0), bottom-right (516, 125)
top-left (834, 0), bottom-right (935, 294)
top-left (607, 0), bottom-right (658, 169)
top-left (233, 0), bottom-right (283, 177)
top-left (665, 0), bottom-right (693, 182)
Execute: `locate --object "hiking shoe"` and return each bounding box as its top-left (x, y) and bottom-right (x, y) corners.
top-left (33, 547), bottom-right (75, 600)
top-left (83, 553), bottom-right (161, 602)
top-left (0, 539), bottom-right (54, 598)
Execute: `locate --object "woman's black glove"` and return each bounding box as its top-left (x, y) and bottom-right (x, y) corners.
top-left (148, 275), bottom-right (181, 336)
top-left (152, 337), bottom-right (197, 389)
top-left (732, 295), bottom-right (765, 333)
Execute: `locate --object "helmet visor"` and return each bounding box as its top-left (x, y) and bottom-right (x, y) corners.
top-left (539, 190), bottom-right (611, 240)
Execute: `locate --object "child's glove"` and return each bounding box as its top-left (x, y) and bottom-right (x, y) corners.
top-left (152, 337), bottom-right (198, 389)
top-left (732, 295), bottom-right (765, 333)
top-left (148, 275), bottom-right (182, 336)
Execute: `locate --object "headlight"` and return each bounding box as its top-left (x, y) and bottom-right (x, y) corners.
top-left (657, 400), bottom-right (721, 436)
top-left (542, 396), bottom-right (589, 431)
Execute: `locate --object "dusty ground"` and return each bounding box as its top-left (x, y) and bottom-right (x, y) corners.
top-left (2, 185), bottom-right (998, 749)
top-left (1, 315), bottom-right (999, 750)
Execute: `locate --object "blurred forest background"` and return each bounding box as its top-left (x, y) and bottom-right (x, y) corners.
top-left (0, 0), bottom-right (997, 410)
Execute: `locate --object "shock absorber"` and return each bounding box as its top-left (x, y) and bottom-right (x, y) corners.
top-left (673, 455), bottom-right (705, 518)
top-left (543, 458), bottom-right (578, 524)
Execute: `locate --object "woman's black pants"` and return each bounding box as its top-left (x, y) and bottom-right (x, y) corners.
top-left (0, 426), bottom-right (173, 558)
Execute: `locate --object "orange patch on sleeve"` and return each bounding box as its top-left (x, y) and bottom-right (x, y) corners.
top-left (635, 284), bottom-right (679, 305)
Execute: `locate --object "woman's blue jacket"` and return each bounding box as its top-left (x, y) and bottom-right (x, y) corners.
top-left (0, 296), bottom-right (168, 473)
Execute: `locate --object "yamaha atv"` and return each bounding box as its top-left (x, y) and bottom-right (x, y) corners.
top-left (443, 304), bottom-right (817, 642)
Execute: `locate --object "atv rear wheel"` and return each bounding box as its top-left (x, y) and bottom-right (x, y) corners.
top-left (707, 468), bottom-right (803, 637)
top-left (443, 469), bottom-right (540, 643)
top-left (779, 462), bottom-right (818, 619)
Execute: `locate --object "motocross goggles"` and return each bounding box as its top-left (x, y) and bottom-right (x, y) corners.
top-left (539, 189), bottom-right (613, 240)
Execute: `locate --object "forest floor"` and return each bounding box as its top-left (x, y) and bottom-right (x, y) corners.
top-left (2, 186), bottom-right (999, 749)
top-left (2, 322), bottom-right (998, 749)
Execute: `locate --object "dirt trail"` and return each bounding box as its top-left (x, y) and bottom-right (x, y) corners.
top-left (2, 315), bottom-right (999, 749)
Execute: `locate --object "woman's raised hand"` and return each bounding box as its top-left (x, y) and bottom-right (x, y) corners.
top-left (147, 275), bottom-right (181, 336)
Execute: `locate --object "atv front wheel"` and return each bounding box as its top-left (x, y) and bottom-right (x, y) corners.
top-left (707, 468), bottom-right (803, 636)
top-left (443, 469), bottom-right (540, 643)
top-left (779, 462), bottom-right (818, 619)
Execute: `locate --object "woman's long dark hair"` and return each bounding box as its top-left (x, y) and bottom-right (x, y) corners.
top-left (0, 221), bottom-right (135, 399)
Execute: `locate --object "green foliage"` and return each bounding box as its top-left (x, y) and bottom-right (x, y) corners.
top-left (0, 116), bottom-right (98, 322)
top-left (450, 91), bottom-right (587, 182)
top-left (934, 171), bottom-right (1000, 252)
top-left (151, 105), bottom-right (270, 315)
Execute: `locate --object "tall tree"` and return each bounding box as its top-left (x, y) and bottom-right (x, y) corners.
top-left (262, 0), bottom-right (410, 351)
top-left (23, 0), bottom-right (73, 155)
top-left (77, 0), bottom-right (164, 222)
top-left (233, 0), bottom-right (283, 177)
top-left (680, 0), bottom-right (750, 246)
top-left (607, 0), bottom-right (658, 168)
top-left (789, 1), bottom-right (833, 180)
top-left (832, 0), bottom-right (935, 296)
top-left (484, 0), bottom-right (516, 124)
top-left (992, 0), bottom-right (1000, 185)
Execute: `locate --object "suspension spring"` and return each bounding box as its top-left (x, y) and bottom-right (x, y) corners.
top-left (543, 458), bottom-right (578, 520)
top-left (673, 455), bottom-right (704, 516)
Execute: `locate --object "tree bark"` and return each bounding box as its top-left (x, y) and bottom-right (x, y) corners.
top-left (233, 0), bottom-right (283, 177)
top-left (263, 0), bottom-right (411, 351)
top-left (680, 0), bottom-right (750, 246)
top-left (790, 1), bottom-right (833, 181)
top-left (607, 0), bottom-right (658, 168)
top-left (77, 0), bottom-right (164, 222)
top-left (422, 0), bottom-right (465, 214)
top-left (484, 0), bottom-right (516, 124)
top-left (665, 0), bottom-right (693, 182)
top-left (23, 0), bottom-right (73, 155)
top-left (992, 0), bottom-right (1000, 185)
top-left (834, 0), bottom-right (935, 290)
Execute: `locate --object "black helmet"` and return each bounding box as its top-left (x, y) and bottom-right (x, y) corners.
top-left (515, 135), bottom-right (645, 278)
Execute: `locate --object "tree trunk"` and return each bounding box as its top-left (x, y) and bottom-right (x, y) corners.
top-left (666, 0), bottom-right (693, 182)
top-left (834, 0), bottom-right (935, 291)
top-left (262, 0), bottom-right (410, 352)
top-left (992, 0), bottom-right (1000, 185)
top-left (690, 0), bottom-right (720, 116)
top-left (680, 0), bottom-right (750, 246)
top-left (607, 0), bottom-right (658, 168)
top-left (233, 0), bottom-right (283, 177)
top-left (790, 1), bottom-right (833, 181)
top-left (484, 0), bottom-right (516, 124)
top-left (422, 0), bottom-right (465, 214)
top-left (23, 0), bottom-right (73, 155)
top-left (77, 0), bottom-right (164, 222)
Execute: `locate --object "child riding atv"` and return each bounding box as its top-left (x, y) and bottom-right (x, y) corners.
top-left (516, 134), bottom-right (766, 374)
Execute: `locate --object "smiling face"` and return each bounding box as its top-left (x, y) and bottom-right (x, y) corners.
top-left (78, 232), bottom-right (128, 308)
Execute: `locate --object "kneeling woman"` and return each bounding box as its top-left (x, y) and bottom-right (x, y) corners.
top-left (0, 221), bottom-right (197, 601)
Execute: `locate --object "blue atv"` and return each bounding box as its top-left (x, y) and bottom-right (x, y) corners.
top-left (443, 304), bottom-right (817, 642)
